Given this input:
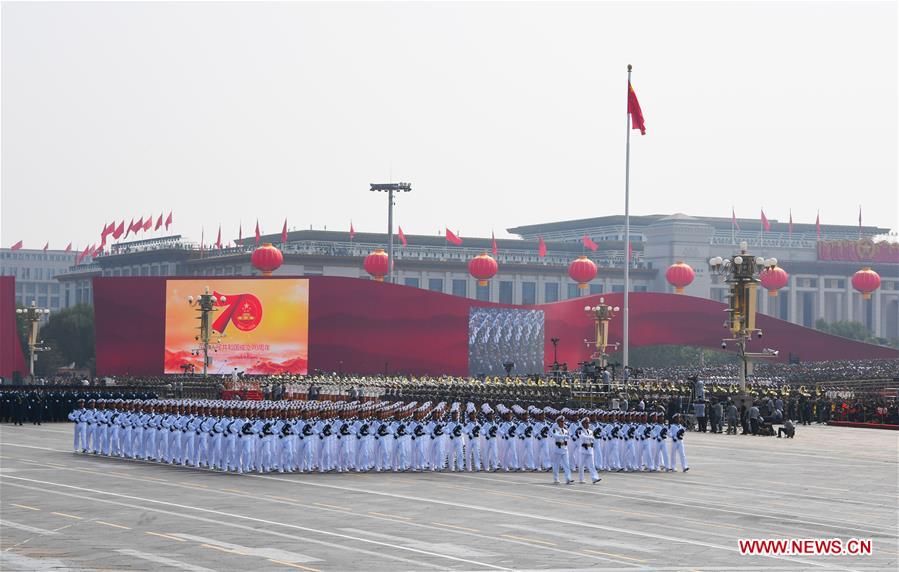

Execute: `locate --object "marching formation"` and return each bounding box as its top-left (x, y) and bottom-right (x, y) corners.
top-left (68, 398), bottom-right (689, 483)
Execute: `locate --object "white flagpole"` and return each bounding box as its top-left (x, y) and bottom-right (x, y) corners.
top-left (623, 64), bottom-right (633, 374)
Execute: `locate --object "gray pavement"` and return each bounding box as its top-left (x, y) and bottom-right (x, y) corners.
top-left (0, 423), bottom-right (896, 571)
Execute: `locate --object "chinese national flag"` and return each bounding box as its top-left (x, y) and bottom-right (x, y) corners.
top-left (349, 221), bottom-right (356, 240)
top-left (65, 243), bottom-right (72, 252)
top-left (761, 209), bottom-right (771, 232)
top-left (491, 231), bottom-right (498, 256)
top-left (732, 208), bottom-right (741, 231)
top-left (628, 81), bottom-right (646, 135)
top-left (10, 240), bottom-right (23, 251)
top-left (155, 213), bottom-right (164, 231)
top-left (43, 242), bottom-right (49, 252)
top-left (582, 234), bottom-right (599, 252)
top-left (255, 220), bottom-right (261, 245)
top-left (165, 211), bottom-right (173, 230)
top-left (538, 236), bottom-right (547, 258)
top-left (125, 218), bottom-right (134, 238)
top-left (133, 216), bottom-right (143, 233)
top-left (113, 220), bottom-right (125, 239)
top-left (445, 228), bottom-right (463, 245)
top-left (398, 226), bottom-right (407, 247)
top-left (215, 226), bottom-right (222, 249)
top-left (281, 219), bottom-right (288, 245)
top-left (143, 216), bottom-right (153, 231)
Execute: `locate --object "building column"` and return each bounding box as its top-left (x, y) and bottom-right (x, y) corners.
top-left (873, 288), bottom-right (883, 337)
top-left (817, 279), bottom-right (826, 321)
top-left (845, 281), bottom-right (854, 322)
top-left (788, 276), bottom-right (798, 324)
top-left (760, 288), bottom-right (769, 315)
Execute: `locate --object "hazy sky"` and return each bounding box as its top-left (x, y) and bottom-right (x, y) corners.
top-left (2, 1), bottom-right (897, 249)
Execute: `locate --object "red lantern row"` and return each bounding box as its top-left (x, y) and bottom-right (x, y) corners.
top-left (852, 267), bottom-right (881, 300)
top-left (665, 261), bottom-right (695, 294)
top-left (468, 253), bottom-right (498, 286)
top-left (251, 243), bottom-right (283, 276)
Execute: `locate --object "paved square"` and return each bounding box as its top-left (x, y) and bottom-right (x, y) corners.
top-left (1, 423), bottom-right (896, 571)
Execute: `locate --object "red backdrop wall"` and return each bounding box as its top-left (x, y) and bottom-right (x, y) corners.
top-left (0, 277), bottom-right (28, 379)
top-left (93, 276), bottom-right (898, 376)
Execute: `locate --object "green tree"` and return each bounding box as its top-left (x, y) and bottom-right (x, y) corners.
top-left (35, 304), bottom-right (95, 376)
top-left (608, 345), bottom-right (739, 368)
top-left (814, 319), bottom-right (877, 343)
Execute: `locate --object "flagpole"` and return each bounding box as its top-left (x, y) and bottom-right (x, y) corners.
top-left (623, 64), bottom-right (632, 374)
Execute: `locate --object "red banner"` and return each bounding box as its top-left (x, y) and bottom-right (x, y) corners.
top-left (817, 239), bottom-right (899, 263)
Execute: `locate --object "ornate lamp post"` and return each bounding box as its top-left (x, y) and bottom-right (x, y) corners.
top-left (584, 298), bottom-right (620, 369)
top-left (15, 301), bottom-right (51, 380)
top-left (709, 241), bottom-right (779, 390)
top-left (187, 287), bottom-right (226, 376)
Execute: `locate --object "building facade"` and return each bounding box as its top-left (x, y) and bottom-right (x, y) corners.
top-left (0, 248), bottom-right (77, 311)
top-left (13, 212), bottom-right (898, 340)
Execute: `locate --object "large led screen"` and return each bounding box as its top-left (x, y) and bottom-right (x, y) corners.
top-left (164, 279), bottom-right (309, 375)
top-left (468, 307), bottom-right (544, 376)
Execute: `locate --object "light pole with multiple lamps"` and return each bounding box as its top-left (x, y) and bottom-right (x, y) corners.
top-left (709, 241), bottom-right (780, 390)
top-left (16, 300), bottom-right (51, 380)
top-left (584, 298), bottom-right (620, 369)
top-left (370, 182), bottom-right (412, 284)
top-left (187, 287), bottom-right (226, 376)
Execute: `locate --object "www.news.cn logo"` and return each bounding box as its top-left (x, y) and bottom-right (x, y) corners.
top-left (739, 538), bottom-right (872, 556)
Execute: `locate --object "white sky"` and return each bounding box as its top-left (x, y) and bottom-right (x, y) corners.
top-left (1, 1), bottom-right (897, 249)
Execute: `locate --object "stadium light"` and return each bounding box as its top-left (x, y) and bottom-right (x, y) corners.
top-left (370, 182), bottom-right (412, 283)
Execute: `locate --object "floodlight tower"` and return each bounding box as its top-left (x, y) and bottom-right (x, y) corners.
top-left (370, 182), bottom-right (412, 283)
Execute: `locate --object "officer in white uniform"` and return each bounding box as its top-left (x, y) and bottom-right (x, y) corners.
top-left (576, 417), bottom-right (601, 484)
top-left (551, 415), bottom-right (574, 484)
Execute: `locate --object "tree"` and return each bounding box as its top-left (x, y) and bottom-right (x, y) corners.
top-left (35, 304), bottom-right (95, 376)
top-left (608, 345), bottom-right (739, 368)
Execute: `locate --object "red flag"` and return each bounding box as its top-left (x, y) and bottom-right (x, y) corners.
top-left (349, 221), bottom-right (356, 240)
top-left (731, 208), bottom-right (741, 231)
top-left (92, 243), bottom-right (103, 257)
top-left (816, 211), bottom-right (821, 239)
top-left (124, 218), bottom-right (134, 239)
top-left (76, 245), bottom-right (89, 264)
top-left (788, 210), bottom-right (793, 237)
top-left (281, 219), bottom-right (288, 245)
top-left (165, 211), bottom-right (173, 230)
top-left (582, 234), bottom-right (599, 252)
top-left (491, 231), bottom-right (498, 256)
top-left (155, 213), bottom-right (163, 231)
top-left (627, 242), bottom-right (633, 265)
top-left (761, 209), bottom-right (771, 232)
top-left (132, 216), bottom-right (143, 233)
top-left (215, 225), bottom-right (222, 249)
top-left (445, 228), bottom-right (463, 246)
top-left (143, 216), bottom-right (153, 231)
top-left (64, 243), bottom-right (72, 252)
top-left (10, 240), bottom-right (22, 251)
top-left (42, 242), bottom-right (49, 252)
top-left (255, 220), bottom-right (261, 246)
top-left (538, 236), bottom-right (547, 258)
top-left (101, 221), bottom-right (115, 239)
top-left (113, 220), bottom-right (125, 239)
top-left (628, 81), bottom-right (646, 135)
top-left (398, 226), bottom-right (407, 247)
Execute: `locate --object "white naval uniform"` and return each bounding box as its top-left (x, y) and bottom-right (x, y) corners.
top-left (669, 423), bottom-right (688, 471)
top-left (577, 428), bottom-right (600, 483)
top-left (550, 424), bottom-right (573, 483)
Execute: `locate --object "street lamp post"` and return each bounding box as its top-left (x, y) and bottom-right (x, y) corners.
top-left (187, 287), bottom-right (226, 376)
top-left (584, 298), bottom-right (620, 369)
top-left (709, 241), bottom-right (779, 390)
top-left (16, 300), bottom-right (51, 380)
top-left (370, 182), bottom-right (412, 284)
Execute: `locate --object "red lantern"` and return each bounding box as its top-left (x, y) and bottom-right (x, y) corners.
top-left (665, 261), bottom-right (695, 294)
top-left (364, 248), bottom-right (389, 282)
top-left (468, 252), bottom-right (498, 286)
top-left (251, 243), bottom-right (283, 276)
top-left (852, 267), bottom-right (881, 300)
top-left (759, 266), bottom-right (789, 297)
top-left (568, 256), bottom-right (597, 289)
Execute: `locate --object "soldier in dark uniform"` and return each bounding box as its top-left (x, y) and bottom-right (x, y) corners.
top-left (11, 392), bottom-right (26, 426)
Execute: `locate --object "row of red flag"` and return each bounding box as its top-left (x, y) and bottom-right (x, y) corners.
top-left (732, 207), bottom-right (862, 238)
